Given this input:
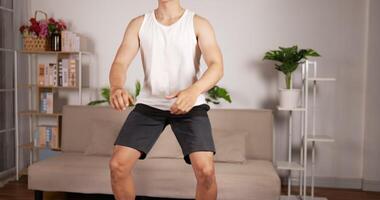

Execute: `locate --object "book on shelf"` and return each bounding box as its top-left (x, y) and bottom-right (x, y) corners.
top-left (69, 59), bottom-right (76, 87)
top-left (35, 126), bottom-right (60, 149)
top-left (38, 58), bottom-right (77, 87)
top-left (40, 91), bottom-right (53, 113)
top-left (61, 30), bottom-right (80, 52)
top-left (39, 88), bottom-right (68, 114)
top-left (39, 91), bottom-right (63, 114)
top-left (38, 64), bottom-right (44, 86)
top-left (50, 63), bottom-right (58, 86)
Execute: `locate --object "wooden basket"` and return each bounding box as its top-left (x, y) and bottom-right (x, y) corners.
top-left (22, 10), bottom-right (50, 51)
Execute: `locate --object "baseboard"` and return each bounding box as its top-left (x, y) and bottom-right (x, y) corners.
top-left (0, 168), bottom-right (16, 187)
top-left (280, 175), bottom-right (363, 190)
top-left (362, 180), bottom-right (380, 192)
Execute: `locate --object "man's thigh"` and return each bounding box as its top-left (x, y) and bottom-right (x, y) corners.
top-left (169, 104), bottom-right (216, 165)
top-left (114, 104), bottom-right (169, 160)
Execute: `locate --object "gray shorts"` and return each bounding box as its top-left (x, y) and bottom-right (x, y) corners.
top-left (114, 103), bottom-right (216, 165)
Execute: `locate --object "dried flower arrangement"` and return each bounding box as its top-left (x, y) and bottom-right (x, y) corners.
top-left (19, 13), bottom-right (67, 38)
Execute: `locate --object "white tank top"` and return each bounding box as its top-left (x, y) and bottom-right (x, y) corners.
top-left (134, 9), bottom-right (207, 111)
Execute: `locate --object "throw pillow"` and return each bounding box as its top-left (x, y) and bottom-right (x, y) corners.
top-left (212, 129), bottom-right (248, 163)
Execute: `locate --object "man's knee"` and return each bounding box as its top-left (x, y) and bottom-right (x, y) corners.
top-left (194, 164), bottom-right (216, 188)
top-left (109, 146), bottom-right (140, 175)
top-left (109, 156), bottom-right (129, 174)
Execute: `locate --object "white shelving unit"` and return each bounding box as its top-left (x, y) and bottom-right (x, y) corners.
top-left (14, 50), bottom-right (92, 180)
top-left (277, 60), bottom-right (336, 200)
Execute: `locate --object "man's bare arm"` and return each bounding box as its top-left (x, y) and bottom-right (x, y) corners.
top-left (191, 15), bottom-right (224, 94)
top-left (166, 15), bottom-right (224, 114)
top-left (109, 15), bottom-right (143, 111)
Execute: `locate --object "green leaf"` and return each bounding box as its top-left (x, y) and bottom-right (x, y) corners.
top-left (206, 85), bottom-right (232, 105)
top-left (263, 45), bottom-right (321, 86)
top-left (305, 49), bottom-right (320, 57)
top-left (264, 45), bottom-right (321, 73)
top-left (206, 97), bottom-right (220, 104)
top-left (87, 100), bottom-right (108, 106)
top-left (135, 80), bottom-right (141, 98)
top-left (101, 87), bottom-right (110, 102)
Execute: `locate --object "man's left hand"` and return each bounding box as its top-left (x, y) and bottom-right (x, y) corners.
top-left (165, 87), bottom-right (201, 115)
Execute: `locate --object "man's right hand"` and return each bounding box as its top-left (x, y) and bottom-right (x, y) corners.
top-left (110, 87), bottom-right (134, 112)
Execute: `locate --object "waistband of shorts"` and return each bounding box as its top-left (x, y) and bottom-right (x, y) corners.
top-left (133, 103), bottom-right (210, 117)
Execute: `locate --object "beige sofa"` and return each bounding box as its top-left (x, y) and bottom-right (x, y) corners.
top-left (28, 105), bottom-right (281, 200)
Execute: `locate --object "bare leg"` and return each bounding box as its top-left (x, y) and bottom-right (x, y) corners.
top-left (109, 145), bottom-right (141, 200)
top-left (190, 151), bottom-right (217, 200)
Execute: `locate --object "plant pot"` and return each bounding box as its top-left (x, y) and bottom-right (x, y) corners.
top-left (279, 88), bottom-right (301, 109)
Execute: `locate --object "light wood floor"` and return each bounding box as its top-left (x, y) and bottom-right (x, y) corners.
top-left (0, 176), bottom-right (379, 200)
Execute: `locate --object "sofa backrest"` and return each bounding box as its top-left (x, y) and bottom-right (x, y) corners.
top-left (61, 105), bottom-right (274, 161)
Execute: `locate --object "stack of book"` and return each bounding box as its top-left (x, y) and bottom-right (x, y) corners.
top-left (36, 126), bottom-right (59, 149)
top-left (38, 58), bottom-right (77, 87)
top-left (40, 91), bottom-right (54, 113)
top-left (61, 30), bottom-right (80, 52)
top-left (38, 63), bottom-right (57, 86)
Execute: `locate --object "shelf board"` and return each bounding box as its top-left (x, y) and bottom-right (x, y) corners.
top-left (18, 110), bottom-right (62, 117)
top-left (276, 161), bottom-right (304, 171)
top-left (308, 77), bottom-right (336, 82)
top-left (277, 106), bottom-right (306, 112)
top-left (307, 134), bottom-right (334, 142)
top-left (16, 84), bottom-right (33, 89)
top-left (18, 50), bottom-right (90, 54)
top-left (37, 85), bottom-right (78, 89)
top-left (18, 84), bottom-right (89, 89)
top-left (19, 142), bottom-right (35, 149)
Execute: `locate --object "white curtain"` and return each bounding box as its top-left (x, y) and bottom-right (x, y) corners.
top-left (0, 0), bottom-right (16, 184)
top-left (0, 0), bottom-right (31, 186)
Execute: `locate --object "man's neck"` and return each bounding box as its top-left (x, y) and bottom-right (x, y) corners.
top-left (156, 0), bottom-right (184, 19)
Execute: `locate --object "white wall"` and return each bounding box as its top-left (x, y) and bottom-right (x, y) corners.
top-left (29, 0), bottom-right (371, 188)
top-left (363, 0), bottom-right (380, 191)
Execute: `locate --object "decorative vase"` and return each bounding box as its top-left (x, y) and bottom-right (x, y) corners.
top-left (279, 88), bottom-right (300, 109)
top-left (51, 31), bottom-right (61, 51)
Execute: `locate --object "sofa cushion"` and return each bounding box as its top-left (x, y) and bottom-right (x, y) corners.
top-left (147, 126), bottom-right (182, 159)
top-left (84, 118), bottom-right (120, 156)
top-left (213, 129), bottom-right (248, 163)
top-left (28, 153), bottom-right (112, 194)
top-left (28, 153), bottom-right (280, 200)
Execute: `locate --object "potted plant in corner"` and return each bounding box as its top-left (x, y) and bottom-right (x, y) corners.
top-left (263, 45), bottom-right (320, 108)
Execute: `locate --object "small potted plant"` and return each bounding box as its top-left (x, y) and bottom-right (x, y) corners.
top-left (263, 45), bottom-right (320, 108)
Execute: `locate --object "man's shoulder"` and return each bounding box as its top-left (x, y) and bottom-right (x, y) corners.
top-left (125, 14), bottom-right (145, 32)
top-left (193, 13), bottom-right (213, 34)
top-left (193, 13), bottom-right (209, 24)
top-left (130, 15), bottom-right (145, 26)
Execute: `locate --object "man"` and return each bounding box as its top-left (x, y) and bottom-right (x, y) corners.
top-left (108, 0), bottom-right (223, 199)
